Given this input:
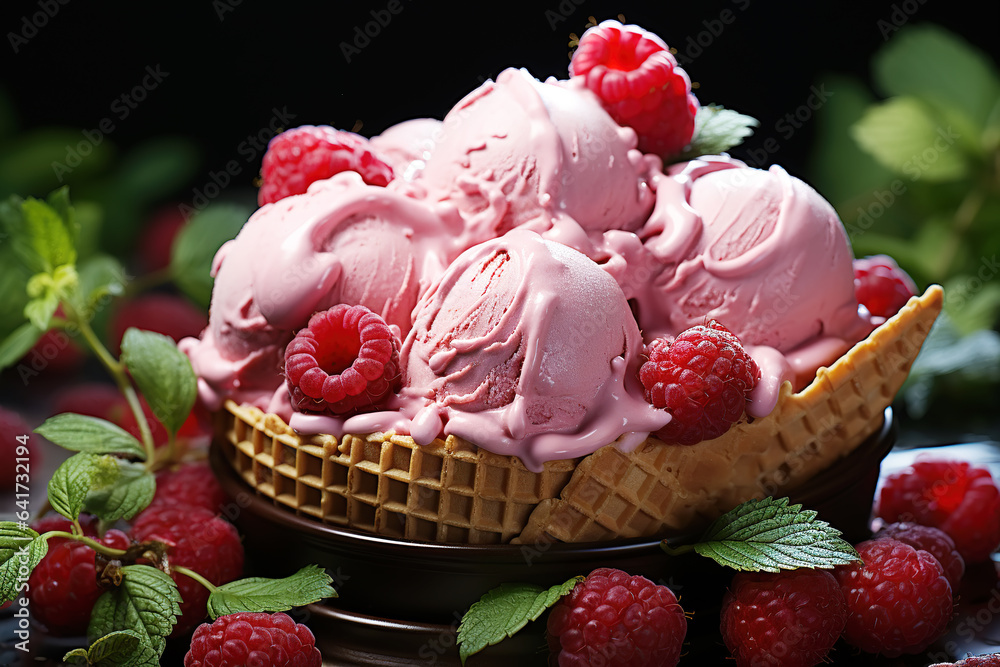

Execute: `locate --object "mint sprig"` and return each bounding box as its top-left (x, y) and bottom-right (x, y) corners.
top-left (0, 523), bottom-right (47, 602)
top-left (457, 576), bottom-right (582, 664)
top-left (88, 565), bottom-right (182, 667)
top-left (84, 460), bottom-right (156, 522)
top-left (48, 453), bottom-right (119, 522)
top-left (206, 564), bottom-right (337, 619)
top-left (120, 328), bottom-right (197, 437)
top-left (676, 105), bottom-right (759, 162)
top-left (662, 497), bottom-right (861, 572)
top-left (36, 414), bottom-right (147, 460)
top-left (64, 630), bottom-right (142, 666)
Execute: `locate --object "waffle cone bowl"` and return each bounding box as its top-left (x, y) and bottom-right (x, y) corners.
top-left (215, 285), bottom-right (942, 546)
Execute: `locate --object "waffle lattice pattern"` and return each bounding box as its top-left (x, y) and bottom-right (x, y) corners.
top-left (216, 404), bottom-right (577, 544)
top-left (517, 286), bottom-right (944, 544)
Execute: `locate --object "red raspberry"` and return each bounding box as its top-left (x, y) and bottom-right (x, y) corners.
top-left (638, 321), bottom-right (760, 445)
top-left (719, 568), bottom-right (847, 667)
top-left (285, 305), bottom-right (401, 415)
top-left (138, 205), bottom-right (187, 272)
top-left (878, 459), bottom-right (1000, 563)
top-left (110, 293), bottom-right (208, 356)
top-left (258, 125), bottom-right (394, 206)
top-left (27, 529), bottom-right (131, 636)
top-left (570, 20), bottom-right (699, 159)
top-left (833, 538), bottom-right (953, 657)
top-left (149, 462), bottom-right (229, 515)
top-left (0, 406), bottom-right (37, 490)
top-left (853, 254), bottom-right (917, 318)
top-left (546, 567), bottom-right (686, 667)
top-left (184, 612), bottom-right (322, 667)
top-left (132, 505), bottom-right (244, 636)
top-left (31, 513), bottom-right (99, 540)
top-left (930, 653), bottom-right (1000, 666)
top-left (874, 521), bottom-right (966, 589)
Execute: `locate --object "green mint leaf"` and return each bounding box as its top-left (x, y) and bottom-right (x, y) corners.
top-left (85, 460), bottom-right (155, 522)
top-left (88, 565), bottom-right (181, 665)
top-left (457, 577), bottom-right (582, 664)
top-left (35, 413), bottom-right (147, 459)
top-left (48, 453), bottom-right (111, 522)
top-left (23, 291), bottom-right (59, 331)
top-left (77, 254), bottom-right (128, 311)
top-left (86, 629), bottom-right (144, 666)
top-left (667, 497), bottom-right (860, 572)
top-left (170, 204), bottom-right (250, 308)
top-left (62, 648), bottom-right (89, 665)
top-left (21, 196), bottom-right (77, 273)
top-left (206, 564), bottom-right (337, 619)
top-left (0, 523), bottom-right (47, 602)
top-left (677, 105), bottom-right (758, 161)
top-left (0, 321), bottom-right (43, 370)
top-left (851, 96), bottom-right (970, 182)
top-left (0, 194), bottom-right (44, 274)
top-left (120, 328), bottom-right (197, 436)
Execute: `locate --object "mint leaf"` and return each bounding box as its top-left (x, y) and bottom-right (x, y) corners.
top-left (36, 413), bottom-right (147, 459)
top-left (664, 497), bottom-right (860, 572)
top-left (206, 565), bottom-right (336, 619)
top-left (85, 460), bottom-right (155, 521)
top-left (62, 648), bottom-right (89, 665)
top-left (120, 328), bottom-right (197, 436)
top-left (21, 196), bottom-right (76, 273)
top-left (77, 254), bottom-right (128, 310)
top-left (88, 565), bottom-right (181, 667)
top-left (170, 204), bottom-right (250, 308)
top-left (0, 523), bottom-right (47, 602)
top-left (458, 577), bottom-right (582, 664)
top-left (678, 105), bottom-right (758, 161)
top-left (23, 291), bottom-right (59, 331)
top-left (49, 453), bottom-right (110, 522)
top-left (86, 629), bottom-right (144, 666)
top-left (851, 97), bottom-right (970, 182)
top-left (0, 321), bottom-right (43, 370)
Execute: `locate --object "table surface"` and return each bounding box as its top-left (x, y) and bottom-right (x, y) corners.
top-left (3, 438), bottom-right (1000, 666)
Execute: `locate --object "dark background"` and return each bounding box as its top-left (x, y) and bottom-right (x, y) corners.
top-left (1, 0), bottom-right (997, 199)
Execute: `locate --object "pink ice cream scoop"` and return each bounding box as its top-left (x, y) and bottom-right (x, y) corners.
top-left (418, 68), bottom-right (657, 244)
top-left (608, 156), bottom-right (875, 417)
top-left (370, 118), bottom-right (442, 181)
top-left (399, 229), bottom-right (669, 472)
top-left (179, 172), bottom-right (465, 416)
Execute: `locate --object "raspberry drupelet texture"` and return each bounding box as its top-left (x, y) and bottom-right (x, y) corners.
top-left (638, 321), bottom-right (760, 445)
top-left (149, 462), bottom-right (229, 515)
top-left (570, 20), bottom-right (699, 159)
top-left (546, 567), bottom-right (686, 667)
top-left (258, 125), bottom-right (394, 205)
top-left (853, 254), bottom-right (917, 318)
top-left (874, 521), bottom-right (966, 589)
top-left (26, 528), bottom-right (130, 636)
top-left (834, 538), bottom-right (953, 657)
top-left (719, 568), bottom-right (847, 667)
top-left (878, 458), bottom-right (1000, 563)
top-left (132, 505), bottom-right (244, 636)
top-left (184, 612), bottom-right (322, 667)
top-left (285, 304), bottom-right (401, 415)
top-left (930, 653), bottom-right (1000, 666)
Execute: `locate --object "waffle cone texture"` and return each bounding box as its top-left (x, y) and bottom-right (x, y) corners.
top-left (216, 285), bottom-right (943, 545)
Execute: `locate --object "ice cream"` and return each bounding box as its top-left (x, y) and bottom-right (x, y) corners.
top-left (418, 68), bottom-right (658, 242)
top-left (369, 118), bottom-right (442, 181)
top-left (399, 229), bottom-right (669, 471)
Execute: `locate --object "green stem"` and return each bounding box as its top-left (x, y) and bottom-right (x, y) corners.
top-left (73, 313), bottom-right (156, 465)
top-left (660, 542), bottom-right (695, 557)
top-left (174, 565), bottom-right (217, 593)
top-left (41, 531), bottom-right (127, 559)
top-left (935, 184), bottom-right (987, 281)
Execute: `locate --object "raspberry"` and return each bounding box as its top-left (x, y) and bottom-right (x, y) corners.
top-left (149, 462), bottom-right (229, 515)
top-left (638, 321), bottom-right (760, 445)
top-left (184, 612), bottom-right (322, 667)
top-left (31, 513), bottom-right (99, 540)
top-left (546, 567), bottom-right (686, 667)
top-left (0, 406), bottom-right (37, 490)
top-left (930, 653), bottom-right (1000, 667)
top-left (27, 529), bottom-right (131, 636)
top-left (878, 459), bottom-right (1000, 563)
top-left (258, 125), bottom-right (394, 206)
top-left (719, 568), bottom-right (847, 667)
top-left (110, 293), bottom-right (208, 356)
top-left (138, 205), bottom-right (187, 272)
top-left (132, 505), bottom-right (244, 635)
top-left (833, 538), bottom-right (953, 657)
top-left (853, 254), bottom-right (917, 318)
top-left (874, 521), bottom-right (966, 589)
top-left (570, 20), bottom-right (699, 158)
top-left (285, 305), bottom-right (401, 415)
